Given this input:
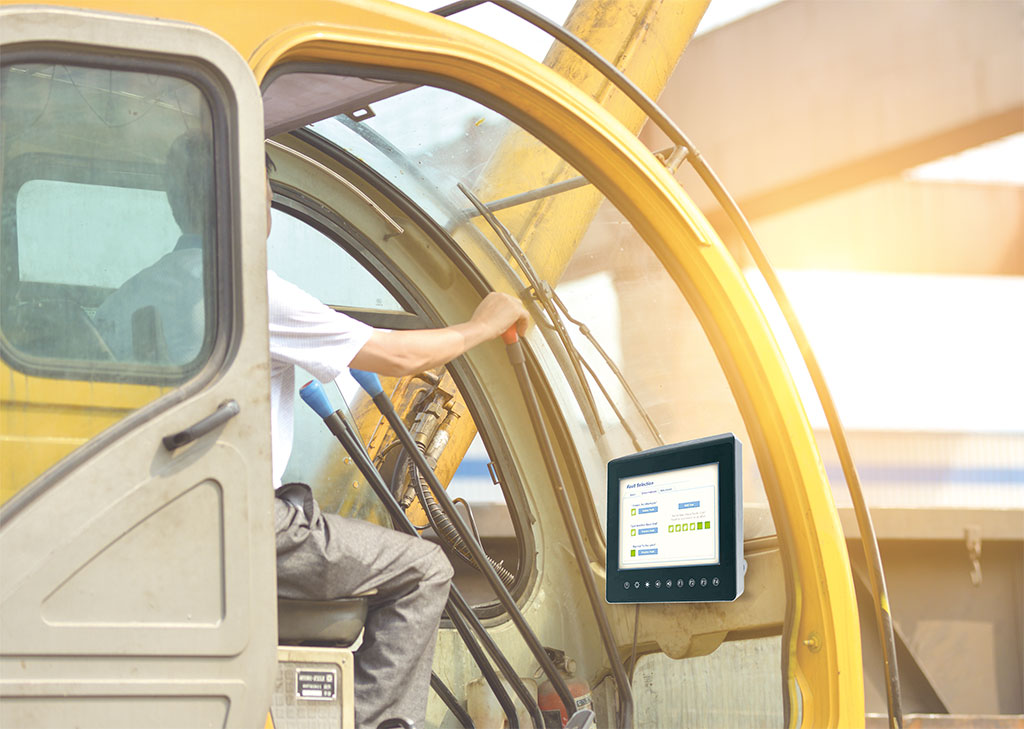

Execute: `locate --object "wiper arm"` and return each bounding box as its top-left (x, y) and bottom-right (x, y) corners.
top-left (458, 183), bottom-right (600, 424)
top-left (458, 182), bottom-right (662, 450)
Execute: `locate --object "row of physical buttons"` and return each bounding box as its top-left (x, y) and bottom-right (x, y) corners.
top-left (624, 577), bottom-right (719, 590)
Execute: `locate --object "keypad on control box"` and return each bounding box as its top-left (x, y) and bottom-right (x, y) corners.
top-left (616, 573), bottom-right (729, 600)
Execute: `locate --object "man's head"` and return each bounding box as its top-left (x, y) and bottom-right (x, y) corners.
top-left (165, 130), bottom-right (213, 235)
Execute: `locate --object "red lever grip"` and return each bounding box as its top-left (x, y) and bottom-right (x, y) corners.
top-left (502, 326), bottom-right (519, 345)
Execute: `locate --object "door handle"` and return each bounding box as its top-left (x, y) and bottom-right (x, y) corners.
top-left (162, 399), bottom-right (240, 451)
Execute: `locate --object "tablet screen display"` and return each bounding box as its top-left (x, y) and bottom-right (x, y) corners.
top-left (619, 463), bottom-right (719, 570)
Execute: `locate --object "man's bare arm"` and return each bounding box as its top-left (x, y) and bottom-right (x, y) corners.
top-left (349, 292), bottom-right (529, 377)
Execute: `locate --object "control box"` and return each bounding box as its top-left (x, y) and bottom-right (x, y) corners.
top-left (605, 434), bottom-right (743, 603)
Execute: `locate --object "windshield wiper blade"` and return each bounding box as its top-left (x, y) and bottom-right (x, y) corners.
top-left (548, 286), bottom-right (663, 446)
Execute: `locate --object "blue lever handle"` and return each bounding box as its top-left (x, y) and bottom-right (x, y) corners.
top-left (350, 369), bottom-right (384, 398)
top-left (299, 379), bottom-right (334, 419)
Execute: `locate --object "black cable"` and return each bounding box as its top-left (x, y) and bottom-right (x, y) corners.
top-left (503, 337), bottom-right (634, 729)
top-left (363, 386), bottom-right (580, 721)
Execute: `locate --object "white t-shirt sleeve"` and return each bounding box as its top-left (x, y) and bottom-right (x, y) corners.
top-left (267, 270), bottom-right (375, 382)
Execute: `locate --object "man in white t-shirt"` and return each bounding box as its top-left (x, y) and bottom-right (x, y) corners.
top-left (263, 160), bottom-right (528, 729)
top-left (95, 132), bottom-right (211, 364)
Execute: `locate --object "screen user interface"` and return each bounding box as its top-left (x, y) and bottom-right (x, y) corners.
top-left (619, 463), bottom-right (719, 570)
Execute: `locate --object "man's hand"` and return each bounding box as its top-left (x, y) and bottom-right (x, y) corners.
top-left (469, 292), bottom-right (530, 340)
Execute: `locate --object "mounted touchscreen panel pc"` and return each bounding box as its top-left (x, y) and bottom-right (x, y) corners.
top-left (606, 434), bottom-right (743, 603)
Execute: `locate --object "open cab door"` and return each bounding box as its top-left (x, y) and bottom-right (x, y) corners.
top-left (0, 7), bottom-right (275, 728)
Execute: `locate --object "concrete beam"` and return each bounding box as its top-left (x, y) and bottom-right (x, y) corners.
top-left (749, 179), bottom-right (1024, 274)
top-left (563, 180), bottom-right (1024, 278)
top-left (645, 0), bottom-right (1024, 218)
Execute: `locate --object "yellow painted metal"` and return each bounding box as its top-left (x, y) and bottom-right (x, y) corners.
top-left (1, 369), bottom-right (170, 503)
top-left (344, 368), bottom-right (476, 527)
top-left (0, 1), bottom-right (864, 725)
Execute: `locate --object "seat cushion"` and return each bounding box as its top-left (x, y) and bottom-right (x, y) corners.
top-left (278, 596), bottom-right (369, 646)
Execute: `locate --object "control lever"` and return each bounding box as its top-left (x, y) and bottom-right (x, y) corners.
top-left (349, 367), bottom-right (579, 722)
top-left (499, 327), bottom-right (635, 729)
top-left (299, 379), bottom-right (537, 729)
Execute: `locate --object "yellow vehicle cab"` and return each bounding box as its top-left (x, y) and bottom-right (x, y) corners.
top-left (1, 2), bottom-right (871, 727)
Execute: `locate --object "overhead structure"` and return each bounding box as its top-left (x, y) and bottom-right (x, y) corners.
top-left (641, 0), bottom-right (1023, 274)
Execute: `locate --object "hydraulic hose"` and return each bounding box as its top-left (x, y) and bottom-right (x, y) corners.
top-left (401, 444), bottom-right (516, 587)
top-left (500, 328), bottom-right (635, 729)
top-left (299, 380), bottom-right (535, 729)
top-left (349, 369), bottom-right (583, 725)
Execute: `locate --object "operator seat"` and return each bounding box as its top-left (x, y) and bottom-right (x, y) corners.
top-left (273, 595), bottom-right (373, 729)
top-left (277, 594), bottom-right (371, 647)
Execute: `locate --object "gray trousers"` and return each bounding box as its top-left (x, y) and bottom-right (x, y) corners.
top-left (275, 483), bottom-right (454, 729)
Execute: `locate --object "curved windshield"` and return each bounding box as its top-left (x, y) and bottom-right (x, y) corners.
top-left (310, 81), bottom-right (775, 538)
top-left (310, 86), bottom-right (509, 226)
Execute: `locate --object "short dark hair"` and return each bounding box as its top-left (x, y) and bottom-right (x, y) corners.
top-left (166, 130), bottom-right (213, 235)
top-left (266, 151), bottom-right (276, 173)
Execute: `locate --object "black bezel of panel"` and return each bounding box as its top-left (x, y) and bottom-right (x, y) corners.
top-left (605, 433), bottom-right (743, 604)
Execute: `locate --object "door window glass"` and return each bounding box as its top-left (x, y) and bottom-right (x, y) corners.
top-left (268, 208), bottom-right (401, 310)
top-left (1, 63), bottom-right (216, 375)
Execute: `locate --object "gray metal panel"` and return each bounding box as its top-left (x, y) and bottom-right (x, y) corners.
top-left (0, 6), bottom-right (275, 728)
